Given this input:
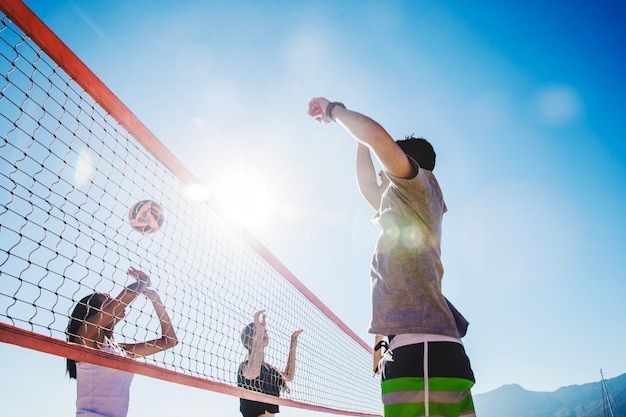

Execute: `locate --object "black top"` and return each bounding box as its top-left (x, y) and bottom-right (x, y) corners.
top-left (237, 361), bottom-right (285, 417)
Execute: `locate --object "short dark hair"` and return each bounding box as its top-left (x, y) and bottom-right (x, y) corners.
top-left (395, 135), bottom-right (436, 171)
top-left (66, 293), bottom-right (106, 379)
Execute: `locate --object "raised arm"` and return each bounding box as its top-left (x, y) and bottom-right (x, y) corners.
top-left (308, 97), bottom-right (417, 180)
top-left (241, 310), bottom-right (267, 380)
top-left (77, 267), bottom-right (150, 346)
top-left (121, 287), bottom-right (178, 357)
top-left (281, 329), bottom-right (303, 382)
top-left (356, 143), bottom-right (389, 210)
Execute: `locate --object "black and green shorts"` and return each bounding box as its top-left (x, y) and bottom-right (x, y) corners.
top-left (379, 336), bottom-right (476, 417)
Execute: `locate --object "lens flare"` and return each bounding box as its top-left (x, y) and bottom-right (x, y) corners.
top-left (183, 182), bottom-right (211, 202)
top-left (74, 150), bottom-right (94, 187)
top-left (212, 172), bottom-right (276, 231)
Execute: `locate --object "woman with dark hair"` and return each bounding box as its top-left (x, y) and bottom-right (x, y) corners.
top-left (237, 310), bottom-right (302, 417)
top-left (66, 266), bottom-right (178, 417)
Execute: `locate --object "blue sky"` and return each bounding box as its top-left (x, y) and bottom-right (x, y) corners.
top-left (1, 1), bottom-right (625, 416)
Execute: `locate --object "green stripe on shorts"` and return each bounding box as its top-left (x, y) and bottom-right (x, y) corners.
top-left (381, 377), bottom-right (475, 417)
top-left (381, 376), bottom-right (425, 394)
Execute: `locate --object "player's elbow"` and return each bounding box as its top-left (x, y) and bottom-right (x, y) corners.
top-left (163, 335), bottom-right (178, 349)
top-left (170, 335), bottom-right (179, 348)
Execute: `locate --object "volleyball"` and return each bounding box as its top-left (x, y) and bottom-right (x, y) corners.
top-left (128, 200), bottom-right (165, 234)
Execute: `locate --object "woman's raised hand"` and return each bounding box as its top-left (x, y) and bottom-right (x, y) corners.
top-left (253, 309), bottom-right (266, 328)
top-left (291, 329), bottom-right (303, 341)
top-left (128, 266), bottom-right (151, 286)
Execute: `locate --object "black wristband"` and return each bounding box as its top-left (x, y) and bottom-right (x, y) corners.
top-left (325, 101), bottom-right (346, 122)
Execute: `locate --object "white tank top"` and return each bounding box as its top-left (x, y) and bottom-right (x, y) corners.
top-left (76, 337), bottom-right (134, 417)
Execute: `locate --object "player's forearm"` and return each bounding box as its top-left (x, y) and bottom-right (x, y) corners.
top-left (282, 342), bottom-right (298, 381)
top-left (108, 281), bottom-right (145, 316)
top-left (153, 303), bottom-right (178, 346)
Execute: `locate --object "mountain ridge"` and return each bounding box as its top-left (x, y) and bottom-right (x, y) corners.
top-left (473, 372), bottom-right (626, 417)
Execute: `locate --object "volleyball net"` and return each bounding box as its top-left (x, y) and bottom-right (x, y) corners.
top-left (0, 1), bottom-right (381, 416)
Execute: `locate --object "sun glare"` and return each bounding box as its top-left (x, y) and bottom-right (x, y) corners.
top-left (74, 149), bottom-right (95, 187)
top-left (183, 182), bottom-right (211, 202)
top-left (212, 171), bottom-right (277, 231)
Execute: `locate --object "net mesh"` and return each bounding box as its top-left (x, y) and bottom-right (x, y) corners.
top-left (0, 8), bottom-right (381, 416)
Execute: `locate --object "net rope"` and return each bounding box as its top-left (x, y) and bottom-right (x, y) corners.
top-left (0, 7), bottom-right (381, 416)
